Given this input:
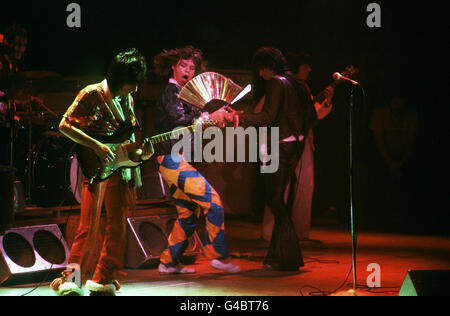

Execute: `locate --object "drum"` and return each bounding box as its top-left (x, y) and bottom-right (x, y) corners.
top-left (16, 110), bottom-right (58, 129)
top-left (31, 132), bottom-right (82, 207)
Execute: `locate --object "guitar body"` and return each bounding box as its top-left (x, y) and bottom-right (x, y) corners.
top-left (76, 142), bottom-right (144, 184)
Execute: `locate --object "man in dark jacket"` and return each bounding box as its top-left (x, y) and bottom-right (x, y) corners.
top-left (234, 47), bottom-right (309, 271)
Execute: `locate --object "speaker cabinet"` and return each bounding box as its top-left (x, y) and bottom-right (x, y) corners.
top-left (125, 215), bottom-right (203, 269)
top-left (399, 270), bottom-right (450, 296)
top-left (0, 225), bottom-right (70, 285)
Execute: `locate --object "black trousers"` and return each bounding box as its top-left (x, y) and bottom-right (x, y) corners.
top-left (263, 142), bottom-right (305, 270)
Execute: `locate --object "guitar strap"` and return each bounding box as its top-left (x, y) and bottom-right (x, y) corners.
top-left (96, 83), bottom-right (141, 143)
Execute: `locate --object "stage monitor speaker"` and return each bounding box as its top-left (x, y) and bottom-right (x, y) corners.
top-left (399, 270), bottom-right (450, 296)
top-left (125, 215), bottom-right (203, 269)
top-left (0, 224), bottom-right (70, 286)
top-left (137, 171), bottom-right (170, 201)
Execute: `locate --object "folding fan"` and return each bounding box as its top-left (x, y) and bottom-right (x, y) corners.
top-left (178, 72), bottom-right (243, 113)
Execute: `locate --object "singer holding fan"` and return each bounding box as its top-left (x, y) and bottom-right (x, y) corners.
top-left (50, 48), bottom-right (152, 296)
top-left (153, 46), bottom-right (241, 275)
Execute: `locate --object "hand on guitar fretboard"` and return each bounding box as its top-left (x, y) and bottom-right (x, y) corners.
top-left (141, 140), bottom-right (154, 161)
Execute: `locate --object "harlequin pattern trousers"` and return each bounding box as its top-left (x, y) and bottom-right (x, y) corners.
top-left (157, 155), bottom-right (229, 266)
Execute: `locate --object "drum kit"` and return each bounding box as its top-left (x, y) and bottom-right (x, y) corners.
top-left (0, 71), bottom-right (82, 208)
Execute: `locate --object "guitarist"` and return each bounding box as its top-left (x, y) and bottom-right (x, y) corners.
top-left (51, 48), bottom-right (151, 296)
top-left (153, 46), bottom-right (241, 275)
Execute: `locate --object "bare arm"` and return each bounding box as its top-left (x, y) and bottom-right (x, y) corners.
top-left (59, 118), bottom-right (116, 162)
top-left (315, 87), bottom-right (334, 120)
top-left (315, 99), bottom-right (333, 120)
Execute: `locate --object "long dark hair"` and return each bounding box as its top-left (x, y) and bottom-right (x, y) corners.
top-left (106, 48), bottom-right (147, 94)
top-left (251, 46), bottom-right (291, 102)
top-left (286, 51), bottom-right (312, 75)
top-left (153, 45), bottom-right (203, 82)
top-left (252, 47), bottom-right (318, 134)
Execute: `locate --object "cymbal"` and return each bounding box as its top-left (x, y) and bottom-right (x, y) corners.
top-left (16, 111), bottom-right (42, 117)
top-left (14, 70), bottom-right (64, 81)
top-left (14, 96), bottom-right (58, 117)
top-left (42, 130), bottom-right (64, 137)
top-left (11, 71), bottom-right (64, 96)
top-left (16, 111), bottom-right (59, 127)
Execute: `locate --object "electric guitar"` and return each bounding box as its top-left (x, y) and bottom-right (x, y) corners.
top-left (76, 120), bottom-right (218, 184)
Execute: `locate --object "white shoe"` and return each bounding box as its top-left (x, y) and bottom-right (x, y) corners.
top-left (55, 281), bottom-right (84, 296)
top-left (210, 259), bottom-right (241, 274)
top-left (158, 263), bottom-right (196, 275)
top-left (86, 280), bottom-right (117, 296)
top-left (50, 271), bottom-right (84, 296)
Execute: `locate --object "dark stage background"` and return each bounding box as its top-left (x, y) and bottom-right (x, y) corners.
top-left (1, 1), bottom-right (448, 235)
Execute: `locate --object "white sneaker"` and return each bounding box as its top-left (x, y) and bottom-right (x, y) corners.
top-left (50, 271), bottom-right (84, 296)
top-left (86, 280), bottom-right (117, 296)
top-left (210, 259), bottom-right (241, 274)
top-left (158, 263), bottom-right (196, 275)
top-left (56, 281), bottom-right (84, 296)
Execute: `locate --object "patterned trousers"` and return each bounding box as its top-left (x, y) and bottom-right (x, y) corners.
top-left (157, 155), bottom-right (229, 266)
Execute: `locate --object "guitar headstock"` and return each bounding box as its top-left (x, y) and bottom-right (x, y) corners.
top-left (193, 117), bottom-right (219, 131)
top-left (201, 120), bottom-right (219, 128)
top-left (195, 112), bottom-right (219, 128)
top-left (341, 65), bottom-right (359, 78)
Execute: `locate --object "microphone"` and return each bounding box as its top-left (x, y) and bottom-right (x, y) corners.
top-left (333, 72), bottom-right (360, 86)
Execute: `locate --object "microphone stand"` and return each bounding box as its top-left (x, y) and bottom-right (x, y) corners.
top-left (348, 82), bottom-right (367, 296)
top-left (332, 75), bottom-right (362, 296)
top-left (26, 100), bottom-right (33, 204)
top-left (349, 85), bottom-right (357, 296)
top-left (8, 98), bottom-right (15, 167)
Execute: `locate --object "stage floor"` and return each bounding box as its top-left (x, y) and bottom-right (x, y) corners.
top-left (1, 219), bottom-right (450, 297)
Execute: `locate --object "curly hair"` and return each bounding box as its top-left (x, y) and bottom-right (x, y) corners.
top-left (106, 48), bottom-right (147, 94)
top-left (153, 45), bottom-right (203, 81)
top-left (252, 46), bottom-right (290, 75)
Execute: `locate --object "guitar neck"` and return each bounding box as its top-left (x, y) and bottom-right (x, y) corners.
top-left (144, 124), bottom-right (197, 146)
top-left (139, 120), bottom-right (218, 147)
top-left (314, 79), bottom-right (344, 104)
top-left (314, 67), bottom-right (357, 104)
